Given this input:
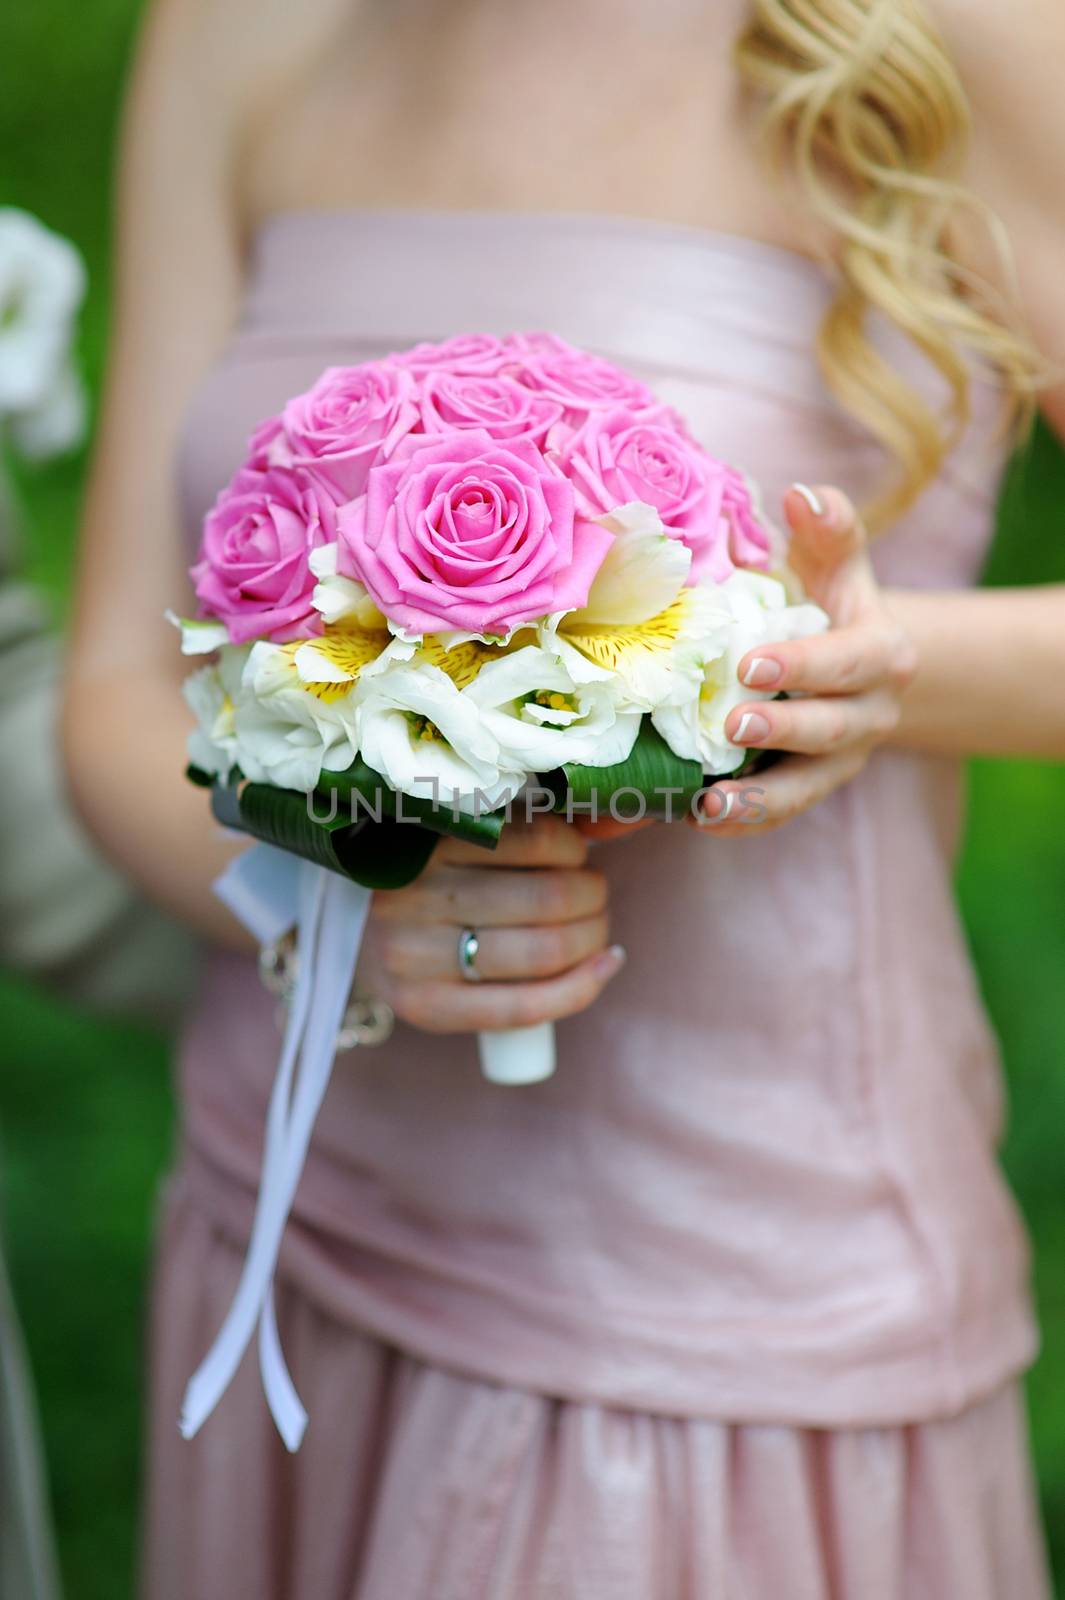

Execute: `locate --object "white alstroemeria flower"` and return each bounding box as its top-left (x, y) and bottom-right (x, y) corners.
top-left (292, 620), bottom-right (393, 687)
top-left (653, 569), bottom-right (829, 774)
top-left (410, 634), bottom-right (513, 687)
top-left (0, 209), bottom-right (87, 451)
top-left (294, 626), bottom-right (511, 694)
top-left (182, 644), bottom-right (249, 781)
top-left (356, 660), bottom-right (527, 814)
top-left (166, 610), bottom-right (231, 656)
top-left (232, 640), bottom-right (359, 791)
top-left (563, 502), bottom-right (692, 627)
top-left (540, 500), bottom-right (731, 713)
top-left (466, 643), bottom-right (641, 770)
top-left (308, 543), bottom-right (388, 630)
top-left (546, 581), bottom-right (732, 714)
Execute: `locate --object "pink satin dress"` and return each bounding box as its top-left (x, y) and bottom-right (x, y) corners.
top-left (142, 211), bottom-right (1051, 1599)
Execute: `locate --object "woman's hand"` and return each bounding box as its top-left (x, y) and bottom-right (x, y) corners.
top-left (358, 815), bottom-right (625, 1033)
top-left (691, 482), bottom-right (919, 836)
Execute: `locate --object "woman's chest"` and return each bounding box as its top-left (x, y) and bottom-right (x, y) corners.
top-left (238, 2), bottom-right (805, 249)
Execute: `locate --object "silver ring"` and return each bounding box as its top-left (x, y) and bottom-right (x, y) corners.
top-left (458, 926), bottom-right (482, 983)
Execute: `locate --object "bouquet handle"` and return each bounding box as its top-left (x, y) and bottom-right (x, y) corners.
top-left (478, 1022), bottom-right (556, 1085)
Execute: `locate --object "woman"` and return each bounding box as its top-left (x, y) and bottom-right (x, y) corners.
top-left (64, 0), bottom-right (1065, 1593)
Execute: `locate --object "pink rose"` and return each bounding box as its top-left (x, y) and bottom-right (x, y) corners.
top-left (277, 362), bottom-right (419, 501)
top-left (393, 333), bottom-right (511, 377)
top-left (419, 371), bottom-right (562, 446)
top-left (557, 406), bottom-right (739, 582)
top-left (336, 429), bottom-right (613, 638)
top-left (192, 467), bottom-right (334, 644)
top-left (503, 332), bottom-right (563, 358)
top-left (721, 466), bottom-right (773, 571)
top-left (505, 333), bottom-right (657, 423)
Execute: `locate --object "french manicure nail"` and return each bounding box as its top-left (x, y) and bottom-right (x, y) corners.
top-left (791, 481), bottom-right (824, 517)
top-left (742, 656), bottom-right (782, 688)
top-left (734, 711), bottom-right (770, 745)
top-left (598, 944), bottom-right (627, 976)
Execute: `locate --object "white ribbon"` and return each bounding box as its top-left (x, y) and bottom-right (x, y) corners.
top-left (180, 846), bottom-right (372, 1450)
top-left (180, 836), bottom-right (554, 1449)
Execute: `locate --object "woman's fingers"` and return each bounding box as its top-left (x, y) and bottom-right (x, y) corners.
top-left (782, 483), bottom-right (880, 624)
top-left (689, 749), bottom-right (865, 837)
top-left (374, 864), bottom-right (608, 929)
top-left (436, 813), bottom-right (588, 870)
top-left (677, 480), bottom-right (922, 841)
top-left (572, 813), bottom-right (656, 842)
top-left (377, 913), bottom-right (611, 983)
top-left (737, 618), bottom-right (917, 698)
top-left (784, 482), bottom-right (869, 567)
top-left (726, 688), bottom-right (901, 757)
top-left (369, 812), bottom-right (620, 1033)
top-left (386, 945), bottom-right (627, 1033)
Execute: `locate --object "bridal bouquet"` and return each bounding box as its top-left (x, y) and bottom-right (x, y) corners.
top-left (173, 332), bottom-right (826, 1446)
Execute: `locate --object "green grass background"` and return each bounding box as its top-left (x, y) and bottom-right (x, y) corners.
top-left (1, 4), bottom-right (1064, 1596)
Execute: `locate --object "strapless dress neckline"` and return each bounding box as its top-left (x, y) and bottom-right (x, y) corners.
top-left (249, 204), bottom-right (835, 286)
top-left (230, 202), bottom-right (850, 404)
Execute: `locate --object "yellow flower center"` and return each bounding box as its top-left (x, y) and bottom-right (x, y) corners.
top-left (303, 679), bottom-right (355, 704)
top-left (416, 636), bottom-right (508, 689)
top-left (283, 624), bottom-right (390, 701)
top-left (406, 713), bottom-right (445, 742)
top-left (560, 593), bottom-right (690, 673)
top-left (317, 627), bottom-right (390, 677)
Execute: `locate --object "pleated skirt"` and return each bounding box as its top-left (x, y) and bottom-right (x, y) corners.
top-left (140, 1182), bottom-right (1052, 1600)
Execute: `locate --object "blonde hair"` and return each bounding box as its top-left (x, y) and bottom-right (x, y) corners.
top-left (734, 0), bottom-right (1044, 530)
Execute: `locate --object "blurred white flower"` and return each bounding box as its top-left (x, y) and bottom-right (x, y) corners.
top-left (8, 356), bottom-right (86, 458)
top-left (0, 207), bottom-right (87, 456)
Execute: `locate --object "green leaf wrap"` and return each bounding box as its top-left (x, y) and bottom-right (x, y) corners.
top-left (316, 760), bottom-right (505, 849)
top-left (193, 719), bottom-right (767, 888)
top-left (211, 780), bottom-right (439, 890)
top-left (544, 722), bottom-right (705, 822)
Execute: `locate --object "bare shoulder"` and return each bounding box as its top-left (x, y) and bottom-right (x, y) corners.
top-left (133, 0), bottom-right (358, 137)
